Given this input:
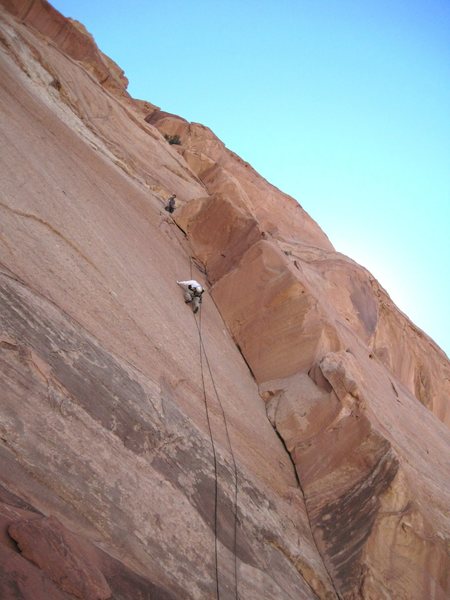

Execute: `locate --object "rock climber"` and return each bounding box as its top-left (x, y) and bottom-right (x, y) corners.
top-left (177, 279), bottom-right (204, 313)
top-left (164, 194), bottom-right (176, 213)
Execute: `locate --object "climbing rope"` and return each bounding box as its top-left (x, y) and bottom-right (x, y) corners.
top-left (194, 306), bottom-right (240, 600)
top-left (163, 211), bottom-right (239, 599)
top-left (196, 304), bottom-right (221, 598)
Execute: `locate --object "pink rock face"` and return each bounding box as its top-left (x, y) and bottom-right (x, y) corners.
top-left (0, 543), bottom-right (71, 600)
top-left (0, 1), bottom-right (449, 599)
top-left (8, 516), bottom-right (112, 599)
top-left (212, 240), bottom-right (341, 381)
top-left (149, 112), bottom-right (335, 252)
top-left (0, 0), bottom-right (128, 93)
top-left (0, 500), bottom-right (84, 598)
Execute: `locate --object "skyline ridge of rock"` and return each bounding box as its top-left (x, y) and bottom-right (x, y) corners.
top-left (0, 1), bottom-right (449, 599)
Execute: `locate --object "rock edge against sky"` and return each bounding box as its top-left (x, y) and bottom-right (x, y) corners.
top-left (0, 1), bottom-right (449, 599)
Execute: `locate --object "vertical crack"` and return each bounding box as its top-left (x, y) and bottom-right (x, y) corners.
top-left (269, 423), bottom-right (343, 600)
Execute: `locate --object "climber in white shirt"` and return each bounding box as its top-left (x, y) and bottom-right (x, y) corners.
top-left (177, 279), bottom-right (204, 313)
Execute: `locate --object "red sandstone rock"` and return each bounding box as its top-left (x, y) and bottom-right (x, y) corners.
top-left (0, 543), bottom-right (72, 600)
top-left (8, 515), bottom-right (111, 599)
top-left (1, 0), bottom-right (128, 94)
top-left (0, 1), bottom-right (449, 599)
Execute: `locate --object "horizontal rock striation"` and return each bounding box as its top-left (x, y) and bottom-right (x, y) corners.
top-left (0, 269), bottom-right (329, 598)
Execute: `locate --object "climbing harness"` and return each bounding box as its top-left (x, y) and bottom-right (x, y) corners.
top-left (166, 214), bottom-right (239, 599)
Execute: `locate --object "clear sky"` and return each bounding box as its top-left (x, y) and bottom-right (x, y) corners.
top-left (51, 0), bottom-right (450, 356)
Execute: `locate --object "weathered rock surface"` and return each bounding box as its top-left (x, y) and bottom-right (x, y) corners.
top-left (0, 1), bottom-right (449, 599)
top-left (9, 515), bottom-right (112, 599)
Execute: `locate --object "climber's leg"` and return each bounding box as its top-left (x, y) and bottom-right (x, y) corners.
top-left (192, 296), bottom-right (201, 313)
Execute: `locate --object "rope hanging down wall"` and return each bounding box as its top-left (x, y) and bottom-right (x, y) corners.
top-left (165, 213), bottom-right (240, 599)
top-left (196, 307), bottom-right (221, 599)
top-left (195, 304), bottom-right (240, 600)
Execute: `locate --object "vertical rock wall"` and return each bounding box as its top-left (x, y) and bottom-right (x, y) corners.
top-left (0, 1), bottom-right (449, 599)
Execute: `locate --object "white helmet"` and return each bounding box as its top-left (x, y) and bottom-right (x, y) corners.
top-left (195, 286), bottom-right (203, 294)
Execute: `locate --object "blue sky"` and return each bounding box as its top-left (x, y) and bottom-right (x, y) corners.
top-left (51, 0), bottom-right (450, 356)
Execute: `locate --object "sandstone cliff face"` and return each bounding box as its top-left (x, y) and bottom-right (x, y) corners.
top-left (0, 2), bottom-right (449, 600)
top-left (147, 112), bottom-right (450, 429)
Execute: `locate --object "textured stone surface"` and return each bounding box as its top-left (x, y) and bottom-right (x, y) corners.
top-left (0, 493), bottom-right (181, 599)
top-left (0, 1), bottom-right (449, 599)
top-left (1, 0), bottom-right (128, 94)
top-left (9, 515), bottom-right (111, 599)
top-left (0, 543), bottom-right (72, 600)
top-left (261, 350), bottom-right (450, 598)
